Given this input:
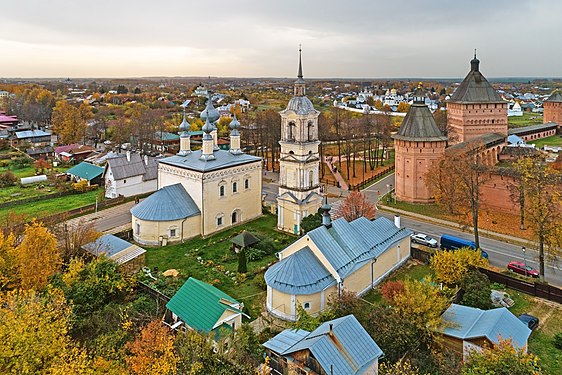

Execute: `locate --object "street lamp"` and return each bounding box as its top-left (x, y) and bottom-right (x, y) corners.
top-left (522, 246), bottom-right (527, 277)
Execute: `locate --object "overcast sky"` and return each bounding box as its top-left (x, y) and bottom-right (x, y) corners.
top-left (2, 0), bottom-right (561, 79)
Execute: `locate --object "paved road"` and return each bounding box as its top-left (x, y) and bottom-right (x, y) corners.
top-left (65, 200), bottom-right (135, 233)
top-left (375, 211), bottom-right (562, 286)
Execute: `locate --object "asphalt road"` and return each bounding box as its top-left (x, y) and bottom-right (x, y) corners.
top-left (376, 211), bottom-right (562, 286)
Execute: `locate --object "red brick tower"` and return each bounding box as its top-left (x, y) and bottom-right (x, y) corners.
top-left (544, 90), bottom-right (562, 128)
top-left (393, 85), bottom-right (448, 203)
top-left (447, 53), bottom-right (508, 144)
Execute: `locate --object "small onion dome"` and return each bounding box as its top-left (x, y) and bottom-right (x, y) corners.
top-left (470, 50), bottom-right (480, 72)
top-left (229, 113), bottom-right (240, 130)
top-left (413, 84), bottom-right (425, 104)
top-left (202, 117), bottom-right (214, 134)
top-left (200, 95), bottom-right (220, 123)
top-left (179, 112), bottom-right (190, 132)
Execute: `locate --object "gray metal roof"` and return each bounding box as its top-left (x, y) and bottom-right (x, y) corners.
top-left (264, 315), bottom-right (383, 375)
top-left (130, 183), bottom-right (200, 221)
top-left (441, 304), bottom-right (531, 348)
top-left (508, 122), bottom-right (559, 136)
top-left (105, 153), bottom-right (158, 181)
top-left (546, 90), bottom-right (562, 102)
top-left (265, 217), bottom-right (411, 294)
top-left (230, 231), bottom-right (260, 248)
top-left (82, 234), bottom-right (146, 264)
top-left (265, 247), bottom-right (336, 295)
top-left (159, 149), bottom-right (261, 172)
top-left (449, 59), bottom-right (503, 103)
top-left (280, 96), bottom-right (319, 116)
top-left (393, 103), bottom-right (448, 142)
top-left (446, 133), bottom-right (505, 154)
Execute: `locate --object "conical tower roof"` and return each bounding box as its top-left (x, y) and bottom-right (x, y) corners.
top-left (546, 90), bottom-right (562, 102)
top-left (450, 52), bottom-right (503, 103)
top-left (394, 86), bottom-right (447, 142)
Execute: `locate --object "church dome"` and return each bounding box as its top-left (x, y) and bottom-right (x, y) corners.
top-left (285, 96), bottom-right (316, 115)
top-left (200, 97), bottom-right (220, 123)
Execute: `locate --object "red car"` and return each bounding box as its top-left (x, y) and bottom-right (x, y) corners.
top-left (507, 261), bottom-right (539, 278)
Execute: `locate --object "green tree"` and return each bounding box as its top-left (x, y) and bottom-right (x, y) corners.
top-left (462, 338), bottom-right (542, 375)
top-left (460, 270), bottom-right (491, 309)
top-left (301, 210), bottom-right (322, 233)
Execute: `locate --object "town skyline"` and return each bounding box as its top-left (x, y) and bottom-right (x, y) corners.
top-left (3, 0), bottom-right (562, 79)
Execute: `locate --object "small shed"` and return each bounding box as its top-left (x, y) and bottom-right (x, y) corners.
top-left (66, 161), bottom-right (104, 186)
top-left (230, 231), bottom-right (260, 253)
top-left (82, 234), bottom-right (146, 274)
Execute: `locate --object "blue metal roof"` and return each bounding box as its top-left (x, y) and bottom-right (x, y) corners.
top-left (266, 217), bottom-right (411, 294)
top-left (15, 129), bottom-right (51, 138)
top-left (441, 304), bottom-right (531, 348)
top-left (159, 149), bottom-right (261, 173)
top-left (66, 162), bottom-right (104, 181)
top-left (264, 247), bottom-right (336, 295)
top-left (130, 183), bottom-right (200, 221)
top-left (82, 234), bottom-right (135, 257)
top-left (264, 315), bottom-right (383, 375)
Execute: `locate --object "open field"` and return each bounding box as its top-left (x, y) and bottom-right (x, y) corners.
top-left (508, 112), bottom-right (544, 128)
top-left (144, 214), bottom-right (295, 318)
top-left (532, 134), bottom-right (562, 148)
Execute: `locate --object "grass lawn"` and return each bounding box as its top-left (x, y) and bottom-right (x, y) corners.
top-left (508, 112), bottom-right (544, 128)
top-left (144, 214), bottom-right (296, 319)
top-left (0, 189), bottom-right (100, 223)
top-left (499, 288), bottom-right (562, 373)
top-left (532, 135), bottom-right (562, 148)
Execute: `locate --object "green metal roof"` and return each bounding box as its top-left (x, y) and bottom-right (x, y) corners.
top-left (166, 277), bottom-right (242, 333)
top-left (66, 162), bottom-right (104, 181)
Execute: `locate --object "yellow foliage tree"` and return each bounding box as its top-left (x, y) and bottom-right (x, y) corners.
top-left (0, 232), bottom-right (17, 291)
top-left (462, 338), bottom-right (542, 374)
top-left (430, 248), bottom-right (489, 285)
top-left (52, 100), bottom-right (87, 144)
top-left (0, 289), bottom-right (72, 374)
top-left (125, 320), bottom-right (178, 375)
top-left (397, 102), bottom-right (410, 113)
top-left (16, 220), bottom-right (60, 290)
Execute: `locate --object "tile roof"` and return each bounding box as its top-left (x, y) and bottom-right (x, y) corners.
top-left (130, 183), bottom-right (200, 221)
top-left (441, 304), bottom-right (531, 348)
top-left (166, 277), bottom-right (243, 333)
top-left (66, 162), bottom-right (104, 181)
top-left (393, 103), bottom-right (448, 142)
top-left (265, 217), bottom-right (411, 295)
top-left (230, 231), bottom-right (260, 248)
top-left (450, 60), bottom-right (503, 103)
top-left (105, 153), bottom-right (158, 181)
top-left (546, 90), bottom-right (562, 102)
top-left (159, 149), bottom-right (261, 173)
top-left (264, 315), bottom-right (383, 375)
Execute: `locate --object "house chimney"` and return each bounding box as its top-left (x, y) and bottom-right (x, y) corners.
top-left (329, 323), bottom-right (333, 336)
top-left (321, 195), bottom-right (332, 228)
top-left (394, 215), bottom-right (401, 229)
top-left (126, 150), bottom-right (131, 162)
top-left (144, 154), bottom-right (148, 166)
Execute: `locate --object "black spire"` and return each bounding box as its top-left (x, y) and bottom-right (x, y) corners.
top-left (297, 44), bottom-right (303, 80)
top-left (470, 49), bottom-right (480, 72)
top-left (294, 45), bottom-right (306, 96)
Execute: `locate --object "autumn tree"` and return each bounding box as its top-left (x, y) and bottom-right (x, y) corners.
top-left (125, 320), bottom-right (178, 375)
top-left (397, 102), bottom-right (410, 113)
top-left (460, 270), bottom-right (492, 310)
top-left (0, 171), bottom-right (17, 188)
top-left (379, 359), bottom-right (424, 375)
top-left (430, 248), bottom-right (488, 285)
top-left (512, 156), bottom-right (562, 279)
top-left (16, 220), bottom-right (60, 290)
top-left (0, 232), bottom-right (17, 291)
top-left (334, 191), bottom-right (376, 221)
top-left (34, 158), bottom-right (51, 174)
top-left (52, 100), bottom-right (87, 144)
top-left (54, 219), bottom-right (100, 262)
top-left (0, 289), bottom-right (73, 374)
top-left (428, 143), bottom-right (490, 248)
top-left (462, 338), bottom-right (542, 375)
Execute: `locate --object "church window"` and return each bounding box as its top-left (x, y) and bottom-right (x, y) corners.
top-left (123, 179), bottom-right (127, 184)
top-left (232, 182), bottom-right (238, 193)
top-left (136, 222), bottom-right (140, 235)
top-left (309, 170), bottom-right (314, 188)
top-left (219, 185), bottom-right (225, 197)
top-left (288, 122), bottom-right (296, 141)
top-left (244, 178), bottom-right (249, 189)
top-left (303, 302), bottom-right (310, 309)
top-left (217, 216), bottom-right (223, 226)
top-left (170, 228), bottom-right (177, 237)
top-left (307, 121), bottom-right (314, 141)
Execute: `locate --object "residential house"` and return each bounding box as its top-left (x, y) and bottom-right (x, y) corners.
top-left (55, 144), bottom-right (96, 162)
top-left (82, 234), bottom-right (146, 274)
top-left (265, 209), bottom-right (411, 321)
top-left (103, 151), bottom-right (158, 198)
top-left (164, 277), bottom-right (247, 338)
top-left (439, 303), bottom-right (531, 360)
top-left (10, 129), bottom-right (51, 148)
top-left (66, 161), bottom-right (105, 186)
top-left (263, 315), bottom-right (383, 375)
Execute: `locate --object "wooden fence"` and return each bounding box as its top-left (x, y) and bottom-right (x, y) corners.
top-left (0, 190), bottom-right (80, 209)
top-left (137, 281), bottom-right (171, 303)
top-left (410, 246), bottom-right (562, 304)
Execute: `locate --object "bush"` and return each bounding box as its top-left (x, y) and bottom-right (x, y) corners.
top-left (460, 270), bottom-right (492, 309)
top-left (0, 170), bottom-right (17, 187)
top-left (554, 333), bottom-right (562, 350)
top-left (11, 155), bottom-right (32, 169)
top-left (254, 237), bottom-right (276, 255)
top-left (380, 280), bottom-right (405, 304)
top-left (245, 247), bottom-right (266, 262)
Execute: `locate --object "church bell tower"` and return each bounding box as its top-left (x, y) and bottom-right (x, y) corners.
top-left (277, 47), bottom-right (323, 235)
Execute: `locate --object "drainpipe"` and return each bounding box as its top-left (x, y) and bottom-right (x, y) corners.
top-left (180, 217), bottom-right (188, 243)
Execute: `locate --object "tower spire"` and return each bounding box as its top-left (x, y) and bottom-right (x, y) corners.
top-left (294, 45), bottom-right (306, 96)
top-left (297, 44), bottom-right (303, 80)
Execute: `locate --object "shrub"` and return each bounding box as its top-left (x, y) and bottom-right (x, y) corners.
top-left (254, 237), bottom-right (276, 255)
top-left (380, 280), bottom-right (405, 304)
top-left (460, 270), bottom-right (492, 309)
top-left (0, 170), bottom-right (18, 187)
top-left (554, 333), bottom-right (562, 350)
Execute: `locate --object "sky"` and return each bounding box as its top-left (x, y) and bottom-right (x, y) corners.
top-left (2, 0), bottom-right (562, 79)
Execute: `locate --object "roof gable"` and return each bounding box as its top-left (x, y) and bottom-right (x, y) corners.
top-left (166, 277), bottom-right (242, 333)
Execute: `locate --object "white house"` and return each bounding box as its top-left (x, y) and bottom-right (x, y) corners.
top-left (103, 151), bottom-right (158, 198)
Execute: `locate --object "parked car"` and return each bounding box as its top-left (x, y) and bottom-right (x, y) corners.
top-left (411, 233), bottom-right (438, 248)
top-left (519, 313), bottom-right (539, 330)
top-left (440, 234), bottom-right (489, 258)
top-left (507, 261), bottom-right (539, 278)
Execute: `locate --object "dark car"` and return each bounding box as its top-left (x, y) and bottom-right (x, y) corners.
top-left (519, 313), bottom-right (539, 330)
top-left (507, 261), bottom-right (540, 278)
